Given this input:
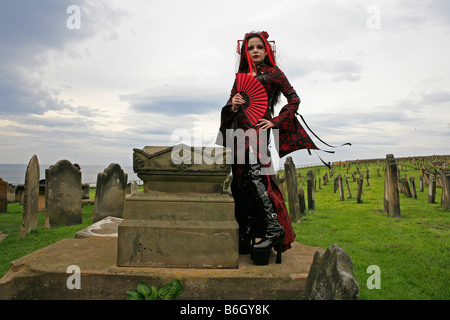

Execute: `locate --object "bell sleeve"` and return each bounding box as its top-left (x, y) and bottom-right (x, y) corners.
top-left (271, 67), bottom-right (301, 129)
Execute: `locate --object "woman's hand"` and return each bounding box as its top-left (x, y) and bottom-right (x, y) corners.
top-left (256, 118), bottom-right (275, 130)
top-left (231, 93), bottom-right (246, 111)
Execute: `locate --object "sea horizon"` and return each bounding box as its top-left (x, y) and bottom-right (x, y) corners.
top-left (0, 163), bottom-right (140, 186)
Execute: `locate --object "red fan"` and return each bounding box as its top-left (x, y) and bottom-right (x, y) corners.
top-left (235, 73), bottom-right (268, 126)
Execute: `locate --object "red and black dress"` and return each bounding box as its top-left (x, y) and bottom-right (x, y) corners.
top-left (217, 63), bottom-right (318, 252)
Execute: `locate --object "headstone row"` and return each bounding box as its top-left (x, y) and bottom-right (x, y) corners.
top-left (3, 155), bottom-right (130, 238)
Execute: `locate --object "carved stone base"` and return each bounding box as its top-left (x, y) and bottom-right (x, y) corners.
top-left (117, 192), bottom-right (238, 269)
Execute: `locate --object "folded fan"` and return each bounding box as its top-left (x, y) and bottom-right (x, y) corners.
top-left (235, 73), bottom-right (268, 126)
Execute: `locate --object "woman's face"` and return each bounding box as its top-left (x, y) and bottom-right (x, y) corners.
top-left (247, 37), bottom-right (266, 66)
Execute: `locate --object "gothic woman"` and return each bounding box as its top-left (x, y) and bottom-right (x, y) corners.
top-left (217, 31), bottom-right (318, 265)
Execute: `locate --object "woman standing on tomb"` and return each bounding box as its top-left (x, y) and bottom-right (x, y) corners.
top-left (217, 31), bottom-right (318, 265)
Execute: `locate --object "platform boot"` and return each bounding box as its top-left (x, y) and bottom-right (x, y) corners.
top-left (246, 163), bottom-right (285, 265)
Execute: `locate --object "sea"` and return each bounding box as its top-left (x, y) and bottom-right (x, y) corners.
top-left (0, 163), bottom-right (140, 186)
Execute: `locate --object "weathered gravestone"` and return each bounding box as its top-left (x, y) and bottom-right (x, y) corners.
top-left (93, 163), bottom-right (128, 223)
top-left (409, 176), bottom-right (417, 199)
top-left (303, 244), bottom-right (359, 300)
top-left (338, 173), bottom-right (344, 201)
top-left (298, 187), bottom-right (306, 214)
top-left (15, 184), bottom-right (24, 204)
top-left (20, 155), bottom-right (40, 238)
top-left (45, 160), bottom-right (82, 227)
top-left (356, 175), bottom-right (363, 204)
top-left (428, 174), bottom-right (436, 204)
top-left (7, 184), bottom-right (16, 203)
top-left (345, 176), bottom-right (352, 198)
top-left (284, 156), bottom-right (301, 223)
top-left (403, 177), bottom-right (412, 198)
top-left (81, 183), bottom-right (90, 200)
top-left (440, 167), bottom-right (450, 210)
top-left (384, 154), bottom-right (401, 218)
top-left (117, 144), bottom-right (238, 269)
top-left (0, 178), bottom-right (7, 213)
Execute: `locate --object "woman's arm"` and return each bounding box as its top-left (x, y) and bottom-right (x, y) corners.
top-left (271, 67), bottom-right (300, 129)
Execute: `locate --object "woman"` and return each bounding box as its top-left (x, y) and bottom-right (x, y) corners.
top-left (217, 31), bottom-right (318, 265)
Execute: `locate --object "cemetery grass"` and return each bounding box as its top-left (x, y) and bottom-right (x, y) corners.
top-left (291, 161), bottom-right (449, 300)
top-left (1, 171), bottom-right (449, 300)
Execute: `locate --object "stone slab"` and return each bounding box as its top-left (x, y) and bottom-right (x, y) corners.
top-left (0, 237), bottom-right (320, 300)
top-left (75, 216), bottom-right (122, 239)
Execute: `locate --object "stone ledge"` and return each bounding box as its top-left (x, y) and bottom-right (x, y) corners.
top-left (0, 237), bottom-right (320, 300)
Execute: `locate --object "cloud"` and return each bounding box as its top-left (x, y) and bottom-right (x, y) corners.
top-left (0, 0), bottom-right (126, 116)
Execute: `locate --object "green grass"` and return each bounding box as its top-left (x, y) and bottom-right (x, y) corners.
top-left (0, 202), bottom-right (95, 280)
top-left (1, 167), bottom-right (449, 300)
top-left (289, 161), bottom-right (450, 300)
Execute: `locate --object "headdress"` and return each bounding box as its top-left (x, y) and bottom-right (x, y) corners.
top-left (237, 31), bottom-right (277, 75)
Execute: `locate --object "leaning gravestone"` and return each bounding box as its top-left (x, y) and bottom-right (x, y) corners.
top-left (45, 160), bottom-right (82, 227)
top-left (304, 244), bottom-right (359, 300)
top-left (20, 155), bottom-right (40, 238)
top-left (0, 178), bottom-right (7, 213)
top-left (93, 163), bottom-right (128, 223)
top-left (284, 156), bottom-right (301, 223)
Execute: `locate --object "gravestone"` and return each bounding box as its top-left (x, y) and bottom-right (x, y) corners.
top-left (45, 160), bottom-right (82, 227)
top-left (117, 145), bottom-right (238, 269)
top-left (345, 176), bottom-right (352, 198)
top-left (20, 155), bottom-right (40, 238)
top-left (298, 187), bottom-right (306, 214)
top-left (7, 184), bottom-right (16, 203)
top-left (304, 244), bottom-right (359, 300)
top-left (307, 169), bottom-right (315, 210)
top-left (15, 184), bottom-right (24, 204)
top-left (284, 157), bottom-right (301, 223)
top-left (410, 176), bottom-right (417, 199)
top-left (428, 174), bottom-right (436, 204)
top-left (93, 164), bottom-right (128, 223)
top-left (403, 177), bottom-right (412, 198)
top-left (338, 174), bottom-right (344, 201)
top-left (356, 176), bottom-right (363, 203)
top-left (440, 167), bottom-right (450, 210)
top-left (0, 178), bottom-right (7, 213)
top-left (81, 183), bottom-right (90, 199)
top-left (384, 154), bottom-right (401, 218)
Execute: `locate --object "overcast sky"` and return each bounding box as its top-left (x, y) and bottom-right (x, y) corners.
top-left (0, 0), bottom-right (449, 170)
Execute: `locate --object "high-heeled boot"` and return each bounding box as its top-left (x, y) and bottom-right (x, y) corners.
top-left (246, 163), bottom-right (285, 265)
top-left (238, 217), bottom-right (254, 255)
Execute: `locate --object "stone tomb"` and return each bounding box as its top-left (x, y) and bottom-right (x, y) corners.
top-left (117, 145), bottom-right (238, 269)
